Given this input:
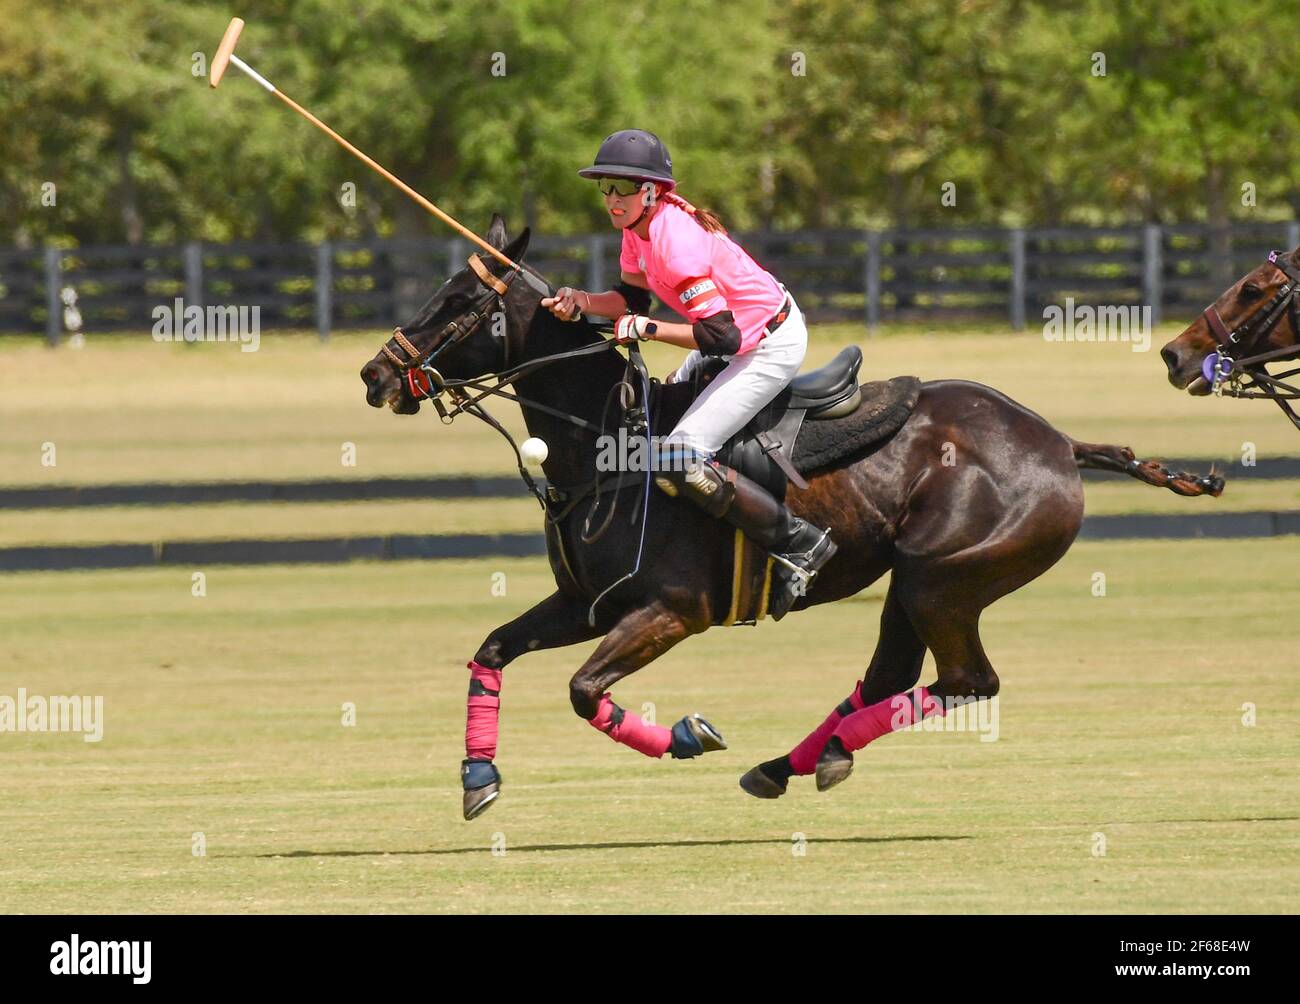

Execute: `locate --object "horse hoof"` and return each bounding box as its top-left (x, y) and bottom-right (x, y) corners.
top-left (739, 764), bottom-right (787, 799)
top-left (463, 782), bottom-right (499, 821)
top-left (461, 759), bottom-right (501, 821)
top-left (815, 737), bottom-right (853, 792)
top-left (670, 713), bottom-right (728, 759)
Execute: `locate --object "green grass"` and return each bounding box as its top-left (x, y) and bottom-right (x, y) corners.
top-left (0, 540), bottom-right (1296, 914)
top-left (0, 498), bottom-right (541, 546)
top-left (2, 325), bottom-right (1297, 913)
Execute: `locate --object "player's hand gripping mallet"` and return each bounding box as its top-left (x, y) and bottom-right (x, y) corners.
top-left (209, 17), bottom-right (553, 298)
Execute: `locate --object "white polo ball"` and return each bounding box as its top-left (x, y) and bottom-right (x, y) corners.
top-left (520, 437), bottom-right (549, 467)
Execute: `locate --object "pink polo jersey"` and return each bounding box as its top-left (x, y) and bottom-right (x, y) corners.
top-left (618, 200), bottom-right (784, 355)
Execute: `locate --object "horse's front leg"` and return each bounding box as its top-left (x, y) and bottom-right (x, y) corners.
top-left (569, 600), bottom-right (727, 763)
top-left (462, 589), bottom-right (601, 820)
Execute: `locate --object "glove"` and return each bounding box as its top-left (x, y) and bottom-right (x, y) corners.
top-left (672, 349), bottom-right (703, 385)
top-left (615, 314), bottom-right (654, 345)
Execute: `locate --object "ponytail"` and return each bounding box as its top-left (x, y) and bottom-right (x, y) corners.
top-left (662, 190), bottom-right (727, 235)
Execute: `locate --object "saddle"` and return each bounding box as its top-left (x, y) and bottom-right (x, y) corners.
top-left (699, 346), bottom-right (922, 500)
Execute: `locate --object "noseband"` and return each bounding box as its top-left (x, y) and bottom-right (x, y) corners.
top-left (1201, 250), bottom-right (1300, 430)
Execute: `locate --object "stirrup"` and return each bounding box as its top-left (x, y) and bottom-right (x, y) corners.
top-left (767, 526), bottom-right (836, 620)
top-left (770, 550), bottom-right (818, 587)
top-left (776, 524), bottom-right (836, 577)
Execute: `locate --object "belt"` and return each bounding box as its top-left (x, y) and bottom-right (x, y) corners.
top-left (764, 293), bottom-right (794, 334)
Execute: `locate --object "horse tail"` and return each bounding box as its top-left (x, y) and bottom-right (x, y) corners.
top-left (1068, 439), bottom-right (1225, 497)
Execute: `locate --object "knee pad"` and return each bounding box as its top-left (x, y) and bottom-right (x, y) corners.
top-left (654, 450), bottom-right (735, 517)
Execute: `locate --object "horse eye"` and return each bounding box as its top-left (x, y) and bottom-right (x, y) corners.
top-left (1241, 284), bottom-right (1263, 299)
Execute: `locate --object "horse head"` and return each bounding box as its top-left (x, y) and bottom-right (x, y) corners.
top-left (359, 214), bottom-right (535, 414)
top-left (1161, 246), bottom-right (1300, 398)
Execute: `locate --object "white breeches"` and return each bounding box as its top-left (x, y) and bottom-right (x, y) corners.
top-left (665, 296), bottom-right (809, 456)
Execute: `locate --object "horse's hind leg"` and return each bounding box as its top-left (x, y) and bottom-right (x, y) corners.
top-left (807, 457), bottom-right (1077, 791)
top-left (739, 583), bottom-right (927, 799)
top-left (902, 595), bottom-right (1000, 705)
top-left (568, 600), bottom-right (727, 761)
top-left (813, 595), bottom-right (996, 791)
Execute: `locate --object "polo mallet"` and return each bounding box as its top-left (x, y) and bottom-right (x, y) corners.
top-left (209, 17), bottom-right (553, 299)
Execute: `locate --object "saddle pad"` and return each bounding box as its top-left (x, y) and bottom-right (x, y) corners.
top-left (791, 377), bottom-right (921, 473)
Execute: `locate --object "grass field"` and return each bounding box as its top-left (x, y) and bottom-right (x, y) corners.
top-left (0, 541), bottom-right (1296, 914)
top-left (2, 325), bottom-right (1297, 914)
top-left (0, 498), bottom-right (542, 547)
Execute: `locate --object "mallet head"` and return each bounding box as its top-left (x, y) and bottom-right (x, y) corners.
top-left (209, 17), bottom-right (245, 88)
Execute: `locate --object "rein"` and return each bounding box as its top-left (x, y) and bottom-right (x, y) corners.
top-left (1201, 249), bottom-right (1300, 431)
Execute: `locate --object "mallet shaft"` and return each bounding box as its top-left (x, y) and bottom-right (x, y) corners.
top-left (228, 54), bottom-right (274, 93)
top-left (211, 18), bottom-right (550, 295)
top-left (268, 89), bottom-right (518, 272)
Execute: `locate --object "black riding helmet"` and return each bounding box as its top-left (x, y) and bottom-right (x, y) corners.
top-left (578, 129), bottom-right (676, 187)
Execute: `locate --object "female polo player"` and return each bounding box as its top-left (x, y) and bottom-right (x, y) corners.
top-left (541, 129), bottom-right (836, 621)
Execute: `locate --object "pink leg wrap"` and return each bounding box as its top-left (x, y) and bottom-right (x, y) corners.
top-left (788, 684), bottom-right (866, 775)
top-left (832, 686), bottom-right (945, 753)
top-left (465, 660), bottom-right (502, 761)
top-left (589, 694), bottom-right (672, 758)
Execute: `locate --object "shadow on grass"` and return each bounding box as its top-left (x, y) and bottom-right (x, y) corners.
top-left (237, 815), bottom-right (1300, 860)
top-left (1118, 815), bottom-right (1300, 826)
top-left (240, 834), bottom-right (971, 860)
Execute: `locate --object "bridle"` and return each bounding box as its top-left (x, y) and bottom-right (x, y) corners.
top-left (375, 252), bottom-right (632, 437)
top-left (371, 249), bottom-right (646, 487)
top-left (378, 252), bottom-right (518, 402)
top-left (1201, 249), bottom-right (1300, 430)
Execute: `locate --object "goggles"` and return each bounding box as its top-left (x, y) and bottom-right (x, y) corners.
top-left (595, 177), bottom-right (647, 197)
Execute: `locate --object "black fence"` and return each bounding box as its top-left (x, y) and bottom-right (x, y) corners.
top-left (5, 222), bottom-right (1299, 341)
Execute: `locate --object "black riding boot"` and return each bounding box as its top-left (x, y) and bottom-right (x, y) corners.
top-left (657, 458), bottom-right (837, 621)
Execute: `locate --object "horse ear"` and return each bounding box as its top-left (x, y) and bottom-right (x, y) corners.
top-left (503, 226), bottom-right (531, 263)
top-left (485, 214), bottom-right (509, 250)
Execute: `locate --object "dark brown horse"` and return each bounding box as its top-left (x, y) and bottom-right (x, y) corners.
top-left (1161, 246), bottom-right (1300, 429)
top-left (361, 216), bottom-right (1223, 819)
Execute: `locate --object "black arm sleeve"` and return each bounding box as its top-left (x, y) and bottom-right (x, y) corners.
top-left (692, 310), bottom-right (742, 357)
top-left (612, 281), bottom-right (652, 316)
